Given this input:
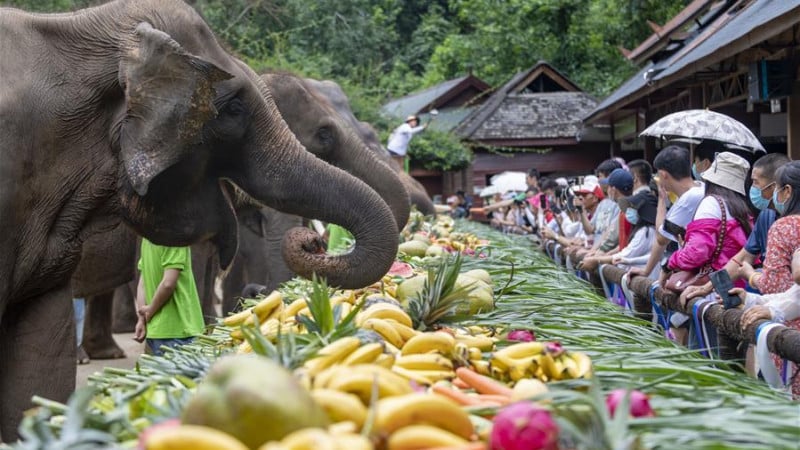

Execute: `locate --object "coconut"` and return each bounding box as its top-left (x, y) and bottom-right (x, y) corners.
top-left (490, 402), bottom-right (559, 450)
top-left (453, 275), bottom-right (495, 315)
top-left (396, 274), bottom-right (427, 307)
top-left (182, 356), bottom-right (328, 449)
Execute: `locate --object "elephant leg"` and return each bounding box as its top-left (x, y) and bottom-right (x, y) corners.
top-left (82, 291), bottom-right (126, 360)
top-left (112, 281), bottom-right (138, 333)
top-left (0, 286), bottom-right (75, 441)
top-left (192, 241), bottom-right (219, 324)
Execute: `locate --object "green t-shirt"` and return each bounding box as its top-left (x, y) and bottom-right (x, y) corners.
top-left (137, 239), bottom-right (205, 339)
top-left (326, 224), bottom-right (353, 254)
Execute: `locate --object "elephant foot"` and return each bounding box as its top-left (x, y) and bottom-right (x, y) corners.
top-left (77, 346), bottom-right (90, 365)
top-left (82, 338), bottom-right (126, 360)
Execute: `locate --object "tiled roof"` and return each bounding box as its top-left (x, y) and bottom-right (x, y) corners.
top-left (462, 92), bottom-right (599, 141)
top-left (586, 0), bottom-right (800, 123)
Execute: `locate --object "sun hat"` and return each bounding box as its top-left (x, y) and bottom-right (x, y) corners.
top-left (405, 115), bottom-right (419, 123)
top-left (574, 175), bottom-right (604, 199)
top-left (618, 191), bottom-right (658, 225)
top-left (603, 168), bottom-right (634, 193)
top-left (701, 151), bottom-right (750, 195)
top-left (555, 177), bottom-right (569, 187)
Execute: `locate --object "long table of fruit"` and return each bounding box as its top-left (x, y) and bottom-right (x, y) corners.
top-left (15, 213), bottom-right (800, 450)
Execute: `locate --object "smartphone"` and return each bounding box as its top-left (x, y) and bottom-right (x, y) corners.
top-left (710, 269), bottom-right (741, 309)
top-left (662, 220), bottom-right (686, 241)
top-left (539, 195), bottom-right (547, 209)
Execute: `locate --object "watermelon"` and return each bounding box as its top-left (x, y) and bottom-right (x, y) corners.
top-left (388, 261), bottom-right (415, 278)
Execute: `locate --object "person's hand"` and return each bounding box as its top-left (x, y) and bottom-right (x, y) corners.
top-left (628, 266), bottom-right (646, 278)
top-left (739, 261), bottom-right (755, 281)
top-left (679, 283), bottom-right (713, 307)
top-left (740, 305), bottom-right (772, 330)
top-left (134, 316), bottom-right (146, 343)
top-left (611, 254), bottom-right (625, 265)
top-left (138, 305), bottom-right (154, 323)
top-left (728, 287), bottom-right (748, 305)
top-left (580, 257), bottom-right (599, 271)
top-left (657, 181), bottom-right (669, 201)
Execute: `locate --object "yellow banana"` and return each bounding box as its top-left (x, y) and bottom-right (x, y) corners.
top-left (539, 352), bottom-right (559, 381)
top-left (362, 318), bottom-right (405, 348)
top-left (507, 358), bottom-right (534, 382)
top-left (569, 351), bottom-right (593, 378)
top-left (560, 353), bottom-right (579, 379)
top-left (454, 334), bottom-right (496, 351)
top-left (237, 340), bottom-right (253, 354)
top-left (386, 424), bottom-right (469, 450)
top-left (453, 342), bottom-right (470, 363)
top-left (391, 365), bottom-right (437, 385)
top-left (257, 442), bottom-right (290, 450)
top-left (327, 421), bottom-right (358, 436)
top-left (282, 297), bottom-right (309, 320)
top-left (144, 424), bottom-right (248, 450)
top-left (374, 353), bottom-right (396, 369)
top-left (372, 394), bottom-right (474, 439)
top-left (400, 332), bottom-right (455, 356)
top-left (342, 343), bottom-right (384, 366)
top-left (326, 364), bottom-right (413, 403)
top-left (312, 366), bottom-right (344, 390)
top-left (357, 304), bottom-right (413, 328)
top-left (337, 302), bottom-right (352, 318)
top-left (222, 307), bottom-right (256, 327)
top-left (329, 293), bottom-right (353, 306)
top-left (394, 354), bottom-right (454, 371)
top-left (468, 346), bottom-right (483, 361)
top-left (310, 389), bottom-right (367, 429)
top-left (252, 290), bottom-right (284, 317)
top-left (385, 319), bottom-right (420, 341)
top-left (304, 337), bottom-right (362, 376)
top-left (494, 341), bottom-right (545, 359)
top-left (280, 428), bottom-right (337, 450)
top-left (331, 433), bottom-right (373, 450)
top-left (471, 360), bottom-right (491, 376)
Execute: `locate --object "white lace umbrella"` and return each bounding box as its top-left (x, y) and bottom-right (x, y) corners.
top-left (488, 171), bottom-right (529, 194)
top-left (640, 109), bottom-right (765, 152)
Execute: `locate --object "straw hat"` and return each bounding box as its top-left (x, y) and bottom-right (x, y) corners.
top-left (701, 151), bottom-right (750, 195)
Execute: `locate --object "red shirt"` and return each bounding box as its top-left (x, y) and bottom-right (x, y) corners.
top-left (618, 212), bottom-right (632, 250)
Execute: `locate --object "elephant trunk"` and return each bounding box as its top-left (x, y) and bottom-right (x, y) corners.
top-left (239, 125), bottom-right (399, 289)
top-left (333, 134), bottom-right (410, 230)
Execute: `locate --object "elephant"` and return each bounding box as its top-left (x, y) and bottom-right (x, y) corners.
top-left (303, 79), bottom-right (437, 216)
top-left (0, 0), bottom-right (400, 440)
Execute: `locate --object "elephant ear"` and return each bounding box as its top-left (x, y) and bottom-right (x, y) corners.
top-left (118, 22), bottom-right (232, 196)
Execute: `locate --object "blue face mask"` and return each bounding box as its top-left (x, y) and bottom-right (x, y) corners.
top-left (749, 185), bottom-right (771, 211)
top-left (625, 207), bottom-right (639, 225)
top-left (773, 187), bottom-right (788, 215)
top-left (691, 163), bottom-right (699, 180)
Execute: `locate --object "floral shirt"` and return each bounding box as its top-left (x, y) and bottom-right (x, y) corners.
top-left (760, 215), bottom-right (800, 294)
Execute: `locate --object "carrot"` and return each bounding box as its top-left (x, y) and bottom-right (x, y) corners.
top-left (452, 378), bottom-right (470, 390)
top-left (431, 384), bottom-right (486, 406)
top-left (455, 367), bottom-right (513, 397)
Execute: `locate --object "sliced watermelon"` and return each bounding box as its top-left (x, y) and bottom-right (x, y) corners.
top-left (387, 261), bottom-right (415, 278)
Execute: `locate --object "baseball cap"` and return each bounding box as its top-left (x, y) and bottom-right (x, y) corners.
top-left (603, 168), bottom-right (634, 193)
top-left (574, 175), bottom-right (604, 199)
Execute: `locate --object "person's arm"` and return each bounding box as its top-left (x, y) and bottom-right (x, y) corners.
top-left (579, 208), bottom-right (594, 234)
top-left (629, 234), bottom-right (668, 278)
top-left (140, 269), bottom-right (181, 322)
top-left (134, 275), bottom-right (147, 343)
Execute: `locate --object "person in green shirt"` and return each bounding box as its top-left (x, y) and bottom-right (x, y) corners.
top-left (134, 239), bottom-right (205, 356)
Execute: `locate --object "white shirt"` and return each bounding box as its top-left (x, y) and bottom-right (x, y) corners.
top-left (616, 226), bottom-right (659, 278)
top-left (745, 284), bottom-right (800, 324)
top-left (659, 183), bottom-right (705, 242)
top-left (387, 122), bottom-right (425, 156)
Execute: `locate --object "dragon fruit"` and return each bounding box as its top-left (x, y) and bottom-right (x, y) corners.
top-left (507, 329), bottom-right (535, 342)
top-left (490, 402), bottom-right (559, 450)
top-left (605, 389), bottom-right (656, 418)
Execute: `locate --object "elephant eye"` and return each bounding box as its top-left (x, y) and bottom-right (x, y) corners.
top-left (316, 126), bottom-right (335, 147)
top-left (223, 97), bottom-right (246, 116)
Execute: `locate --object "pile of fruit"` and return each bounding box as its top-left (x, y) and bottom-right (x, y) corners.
top-left (18, 215), bottom-right (658, 450)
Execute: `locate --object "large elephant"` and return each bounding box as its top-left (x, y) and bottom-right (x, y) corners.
top-left (303, 79), bottom-right (437, 216)
top-left (0, 0), bottom-right (399, 440)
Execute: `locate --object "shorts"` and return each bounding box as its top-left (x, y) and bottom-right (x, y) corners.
top-left (146, 337), bottom-right (195, 356)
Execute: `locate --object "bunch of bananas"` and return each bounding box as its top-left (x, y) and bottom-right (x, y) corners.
top-left (488, 341), bottom-right (592, 383)
top-left (355, 304), bottom-right (418, 349)
top-left (222, 291), bottom-right (287, 341)
top-left (258, 424), bottom-right (373, 450)
top-left (310, 363), bottom-right (413, 404)
top-left (371, 394), bottom-right (476, 449)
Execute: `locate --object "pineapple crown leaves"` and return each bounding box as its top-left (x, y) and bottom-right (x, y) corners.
top-left (408, 253), bottom-right (476, 330)
top-left (239, 314), bottom-right (319, 370)
top-left (295, 274), bottom-right (363, 343)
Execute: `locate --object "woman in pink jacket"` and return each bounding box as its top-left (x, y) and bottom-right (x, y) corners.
top-left (667, 152), bottom-right (753, 344)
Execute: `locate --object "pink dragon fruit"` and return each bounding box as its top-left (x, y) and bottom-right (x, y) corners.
top-left (605, 389), bottom-right (656, 418)
top-left (490, 402), bottom-right (560, 450)
top-left (507, 329), bottom-right (535, 342)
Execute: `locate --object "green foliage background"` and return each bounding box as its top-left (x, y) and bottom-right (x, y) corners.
top-left (3, 0), bottom-right (687, 170)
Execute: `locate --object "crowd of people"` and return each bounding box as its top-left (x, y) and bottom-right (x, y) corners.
top-left (466, 144), bottom-right (799, 398)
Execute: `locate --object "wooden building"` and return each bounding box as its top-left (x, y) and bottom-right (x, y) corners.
top-left (455, 62), bottom-right (611, 195)
top-left (585, 0), bottom-right (800, 162)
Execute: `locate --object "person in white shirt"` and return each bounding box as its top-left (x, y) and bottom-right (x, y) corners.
top-left (387, 115), bottom-right (427, 170)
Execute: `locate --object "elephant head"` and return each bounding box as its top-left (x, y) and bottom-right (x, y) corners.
top-left (112, 6), bottom-right (398, 288)
top-left (302, 79), bottom-right (437, 216)
top-left (261, 72), bottom-right (410, 229)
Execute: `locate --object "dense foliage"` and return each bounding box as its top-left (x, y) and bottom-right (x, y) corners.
top-left (3, 0), bottom-right (687, 170)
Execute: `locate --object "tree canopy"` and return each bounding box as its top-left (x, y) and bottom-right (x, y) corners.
top-left (3, 0), bottom-right (688, 170)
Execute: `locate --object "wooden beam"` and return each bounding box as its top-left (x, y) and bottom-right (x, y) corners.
top-left (647, 20), bottom-right (663, 36)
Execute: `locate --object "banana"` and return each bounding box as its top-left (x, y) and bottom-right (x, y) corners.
top-left (453, 342), bottom-right (471, 364)
top-left (470, 360), bottom-right (491, 376)
top-left (506, 358), bottom-right (534, 382)
top-left (391, 366), bottom-right (437, 385)
top-left (385, 319), bottom-right (420, 341)
top-left (386, 424), bottom-right (469, 450)
top-left (560, 353), bottom-right (579, 379)
top-left (394, 354), bottom-right (454, 371)
top-left (237, 340), bottom-right (252, 354)
top-left (468, 346), bottom-right (483, 361)
top-left (329, 293), bottom-right (353, 306)
top-left (281, 297), bottom-right (309, 321)
top-left (304, 337), bottom-right (362, 376)
top-left (569, 351), bottom-right (593, 379)
top-left (222, 307), bottom-right (256, 327)
top-left (494, 341), bottom-right (545, 359)
top-left (144, 424), bottom-right (249, 450)
top-left (310, 389), bottom-right (367, 429)
top-left (252, 290), bottom-right (284, 317)
top-left (362, 318), bottom-right (405, 348)
top-left (374, 353), bottom-right (396, 369)
top-left (342, 343), bottom-right (384, 366)
top-left (326, 364), bottom-right (413, 403)
top-left (454, 334), bottom-right (496, 351)
top-left (539, 352), bottom-right (558, 381)
top-left (331, 434), bottom-right (373, 450)
top-left (372, 394), bottom-right (474, 439)
top-left (312, 366), bottom-right (344, 390)
top-left (402, 369), bottom-right (456, 384)
top-left (337, 302), bottom-right (352, 319)
top-left (400, 332), bottom-right (455, 356)
top-left (280, 428), bottom-right (337, 450)
top-left (357, 304), bottom-right (413, 328)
